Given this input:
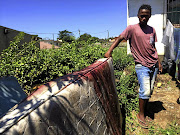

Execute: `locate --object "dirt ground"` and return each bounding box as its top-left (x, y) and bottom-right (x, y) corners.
top-left (127, 73), bottom-right (180, 134)
top-left (148, 74), bottom-right (180, 128)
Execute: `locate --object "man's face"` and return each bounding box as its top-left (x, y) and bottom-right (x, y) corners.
top-left (138, 9), bottom-right (151, 26)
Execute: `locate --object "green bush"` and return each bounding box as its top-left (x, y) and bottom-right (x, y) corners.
top-left (112, 47), bottom-right (139, 116)
top-left (0, 33), bottom-right (108, 93)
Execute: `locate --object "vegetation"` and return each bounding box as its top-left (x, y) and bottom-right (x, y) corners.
top-left (57, 30), bottom-right (76, 43)
top-left (0, 32), bottom-right (107, 93)
top-left (111, 47), bottom-right (139, 116)
top-left (77, 33), bottom-right (92, 42)
top-left (56, 29), bottom-right (110, 45)
top-left (77, 33), bottom-right (99, 43)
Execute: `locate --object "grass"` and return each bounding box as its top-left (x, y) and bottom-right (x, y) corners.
top-left (125, 113), bottom-right (180, 135)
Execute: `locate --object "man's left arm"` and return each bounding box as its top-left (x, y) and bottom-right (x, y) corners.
top-left (158, 56), bottom-right (163, 73)
top-left (154, 30), bottom-right (163, 73)
top-left (155, 48), bottom-right (163, 73)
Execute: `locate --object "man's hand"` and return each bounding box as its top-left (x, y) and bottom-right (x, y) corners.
top-left (104, 35), bottom-right (124, 58)
top-left (158, 63), bottom-right (163, 74)
top-left (104, 51), bottom-right (112, 58)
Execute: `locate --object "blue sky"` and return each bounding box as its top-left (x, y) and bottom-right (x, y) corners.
top-left (0, 0), bottom-right (127, 40)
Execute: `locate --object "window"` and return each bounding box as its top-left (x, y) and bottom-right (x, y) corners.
top-left (167, 0), bottom-right (180, 27)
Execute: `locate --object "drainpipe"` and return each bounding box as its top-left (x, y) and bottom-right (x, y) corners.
top-left (163, 0), bottom-right (167, 33)
top-left (127, 0), bottom-right (129, 26)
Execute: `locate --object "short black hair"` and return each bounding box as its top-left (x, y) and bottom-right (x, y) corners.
top-left (138, 4), bottom-right (151, 14)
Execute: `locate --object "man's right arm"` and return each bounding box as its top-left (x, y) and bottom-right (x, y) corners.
top-left (104, 35), bottom-right (125, 58)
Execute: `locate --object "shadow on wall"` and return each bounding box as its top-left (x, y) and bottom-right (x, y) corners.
top-left (0, 58), bottom-right (122, 135)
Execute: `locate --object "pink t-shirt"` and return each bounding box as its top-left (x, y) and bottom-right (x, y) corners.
top-left (121, 24), bottom-right (158, 67)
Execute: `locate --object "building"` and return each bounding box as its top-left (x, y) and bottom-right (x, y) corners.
top-left (127, 0), bottom-right (180, 56)
top-left (0, 26), bottom-right (40, 53)
top-left (40, 41), bottom-right (59, 49)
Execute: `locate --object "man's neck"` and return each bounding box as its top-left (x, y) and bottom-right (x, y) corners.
top-left (139, 23), bottom-right (148, 29)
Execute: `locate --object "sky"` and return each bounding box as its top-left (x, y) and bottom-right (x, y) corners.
top-left (0, 0), bottom-right (127, 40)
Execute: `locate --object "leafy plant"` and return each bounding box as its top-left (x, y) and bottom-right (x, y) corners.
top-left (0, 33), bottom-right (108, 94)
top-left (57, 30), bottom-right (75, 43)
top-left (112, 47), bottom-right (139, 116)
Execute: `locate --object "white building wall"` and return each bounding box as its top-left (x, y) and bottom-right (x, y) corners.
top-left (127, 0), bottom-right (167, 55)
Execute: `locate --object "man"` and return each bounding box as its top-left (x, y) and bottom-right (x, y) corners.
top-left (104, 4), bottom-right (162, 128)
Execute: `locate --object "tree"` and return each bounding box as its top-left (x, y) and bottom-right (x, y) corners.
top-left (88, 36), bottom-right (99, 43)
top-left (78, 33), bottom-right (92, 42)
top-left (58, 30), bottom-right (75, 43)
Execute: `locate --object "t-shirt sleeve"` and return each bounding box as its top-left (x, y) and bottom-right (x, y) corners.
top-left (120, 25), bottom-right (132, 40)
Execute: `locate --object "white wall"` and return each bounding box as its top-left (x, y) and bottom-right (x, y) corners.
top-left (127, 0), bottom-right (167, 55)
